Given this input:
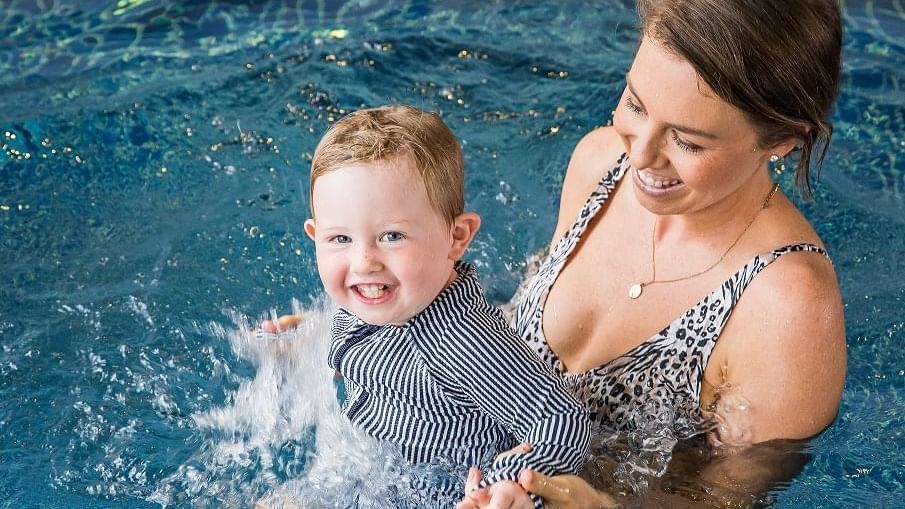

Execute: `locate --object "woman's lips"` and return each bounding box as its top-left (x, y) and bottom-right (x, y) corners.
top-left (636, 168), bottom-right (682, 188)
top-left (633, 167), bottom-right (686, 195)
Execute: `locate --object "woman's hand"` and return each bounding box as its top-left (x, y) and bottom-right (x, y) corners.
top-left (457, 467), bottom-right (534, 509)
top-left (261, 313), bottom-right (304, 333)
top-left (517, 470), bottom-right (621, 509)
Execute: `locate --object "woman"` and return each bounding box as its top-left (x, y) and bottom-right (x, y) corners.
top-left (456, 0), bottom-right (846, 507)
top-left (268, 1), bottom-right (847, 506)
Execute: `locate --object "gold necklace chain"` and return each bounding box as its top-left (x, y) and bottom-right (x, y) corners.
top-left (628, 182), bottom-right (780, 300)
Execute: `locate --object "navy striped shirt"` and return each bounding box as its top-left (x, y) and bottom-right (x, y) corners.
top-left (329, 262), bottom-right (590, 507)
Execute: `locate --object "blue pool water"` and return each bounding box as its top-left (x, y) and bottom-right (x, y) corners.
top-left (0, 1), bottom-right (902, 507)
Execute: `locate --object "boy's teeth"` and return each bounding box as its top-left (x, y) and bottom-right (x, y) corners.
top-left (357, 284), bottom-right (387, 299)
top-left (639, 170), bottom-right (682, 188)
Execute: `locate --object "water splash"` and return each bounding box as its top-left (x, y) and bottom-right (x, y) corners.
top-left (577, 380), bottom-right (809, 508)
top-left (149, 298), bottom-right (462, 508)
top-left (704, 382), bottom-right (755, 453)
top-left (578, 397), bottom-right (713, 498)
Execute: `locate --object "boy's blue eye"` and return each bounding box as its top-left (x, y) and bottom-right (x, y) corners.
top-left (380, 231), bottom-right (405, 242)
top-left (330, 235), bottom-right (352, 244)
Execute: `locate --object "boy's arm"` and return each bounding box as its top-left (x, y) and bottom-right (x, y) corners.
top-left (428, 311), bottom-right (591, 507)
top-left (325, 307), bottom-right (375, 372)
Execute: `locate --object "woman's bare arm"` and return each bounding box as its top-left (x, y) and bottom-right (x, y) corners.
top-left (706, 250), bottom-right (846, 444)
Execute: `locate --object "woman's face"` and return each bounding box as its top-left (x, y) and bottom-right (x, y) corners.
top-left (613, 36), bottom-right (780, 216)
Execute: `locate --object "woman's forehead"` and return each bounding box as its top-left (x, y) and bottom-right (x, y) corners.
top-left (628, 37), bottom-right (752, 138)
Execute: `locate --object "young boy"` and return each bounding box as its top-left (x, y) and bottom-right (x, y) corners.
top-left (303, 105), bottom-right (590, 507)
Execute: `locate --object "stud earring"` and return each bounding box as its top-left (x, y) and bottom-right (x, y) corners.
top-left (769, 153), bottom-right (786, 174)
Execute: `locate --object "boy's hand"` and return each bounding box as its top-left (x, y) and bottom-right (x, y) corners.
top-left (457, 467), bottom-right (534, 509)
top-left (261, 313), bottom-right (305, 333)
top-left (258, 313), bottom-right (305, 356)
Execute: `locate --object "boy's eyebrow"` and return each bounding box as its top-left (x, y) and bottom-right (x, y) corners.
top-left (625, 74), bottom-right (720, 140)
top-left (316, 220), bottom-right (415, 231)
top-left (382, 219), bottom-right (414, 227)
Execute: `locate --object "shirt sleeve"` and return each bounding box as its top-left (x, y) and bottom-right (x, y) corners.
top-left (327, 308), bottom-right (376, 373)
top-left (418, 304), bottom-right (591, 506)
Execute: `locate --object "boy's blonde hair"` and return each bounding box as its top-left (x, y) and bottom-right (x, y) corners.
top-left (309, 104), bottom-right (464, 225)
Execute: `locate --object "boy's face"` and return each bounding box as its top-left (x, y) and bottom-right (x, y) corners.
top-left (305, 157), bottom-right (458, 326)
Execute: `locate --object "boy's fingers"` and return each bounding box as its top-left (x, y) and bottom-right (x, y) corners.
top-left (455, 498), bottom-right (479, 509)
top-left (261, 314), bottom-right (303, 333)
top-left (277, 314), bottom-right (303, 330)
top-left (494, 442), bottom-right (533, 462)
top-left (465, 466), bottom-right (483, 493)
top-left (460, 487), bottom-right (491, 508)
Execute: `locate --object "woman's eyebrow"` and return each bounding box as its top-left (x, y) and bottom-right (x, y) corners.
top-left (626, 74), bottom-right (720, 140)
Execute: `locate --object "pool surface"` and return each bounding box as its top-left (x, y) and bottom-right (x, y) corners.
top-left (1, 1), bottom-right (903, 507)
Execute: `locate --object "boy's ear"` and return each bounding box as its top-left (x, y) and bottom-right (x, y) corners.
top-left (303, 219), bottom-right (317, 241)
top-left (448, 212), bottom-right (481, 261)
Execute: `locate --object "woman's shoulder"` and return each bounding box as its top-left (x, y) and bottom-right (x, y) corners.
top-left (551, 127), bottom-right (625, 243)
top-left (744, 240), bottom-right (840, 321)
top-left (733, 199), bottom-right (844, 351)
top-left (750, 199), bottom-right (838, 305)
top-left (567, 126), bottom-right (625, 179)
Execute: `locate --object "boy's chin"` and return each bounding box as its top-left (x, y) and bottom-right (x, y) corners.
top-left (343, 305), bottom-right (404, 326)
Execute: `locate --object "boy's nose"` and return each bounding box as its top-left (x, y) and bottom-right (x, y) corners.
top-left (350, 245), bottom-right (383, 274)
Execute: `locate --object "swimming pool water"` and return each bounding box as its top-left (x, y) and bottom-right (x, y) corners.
top-left (0, 1), bottom-right (902, 507)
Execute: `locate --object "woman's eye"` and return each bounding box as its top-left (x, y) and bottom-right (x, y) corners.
top-left (671, 131), bottom-right (701, 153)
top-left (380, 231), bottom-right (405, 242)
top-left (624, 96), bottom-right (644, 114)
top-left (329, 235), bottom-right (352, 244)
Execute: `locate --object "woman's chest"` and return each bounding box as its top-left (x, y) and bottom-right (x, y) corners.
top-left (541, 218), bottom-right (722, 374)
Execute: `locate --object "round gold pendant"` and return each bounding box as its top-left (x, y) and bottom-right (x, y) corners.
top-left (628, 283), bottom-right (643, 299)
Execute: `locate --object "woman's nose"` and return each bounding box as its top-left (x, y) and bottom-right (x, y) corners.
top-left (628, 128), bottom-right (662, 170)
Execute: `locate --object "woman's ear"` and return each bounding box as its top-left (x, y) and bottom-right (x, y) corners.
top-left (303, 219), bottom-right (317, 241)
top-left (773, 139), bottom-right (800, 159)
top-left (448, 212), bottom-right (481, 261)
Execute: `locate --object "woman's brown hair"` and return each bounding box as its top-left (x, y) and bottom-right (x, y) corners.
top-left (638, 0), bottom-right (842, 197)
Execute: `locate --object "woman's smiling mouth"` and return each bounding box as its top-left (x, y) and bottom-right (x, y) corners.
top-left (636, 168), bottom-right (683, 189)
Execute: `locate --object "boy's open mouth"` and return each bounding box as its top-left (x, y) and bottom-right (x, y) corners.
top-left (354, 284), bottom-right (390, 300)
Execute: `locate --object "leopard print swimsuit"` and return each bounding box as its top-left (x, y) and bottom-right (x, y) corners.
top-left (512, 153), bottom-right (829, 432)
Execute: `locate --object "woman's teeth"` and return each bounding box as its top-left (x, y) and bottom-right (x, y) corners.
top-left (357, 284), bottom-right (388, 299)
top-left (638, 170), bottom-right (682, 188)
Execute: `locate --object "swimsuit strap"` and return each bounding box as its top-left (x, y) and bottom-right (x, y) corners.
top-left (547, 153), bottom-right (630, 264)
top-left (727, 242), bottom-right (831, 309)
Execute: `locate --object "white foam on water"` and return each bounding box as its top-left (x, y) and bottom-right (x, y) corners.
top-left (149, 298), bottom-right (456, 508)
top-left (703, 382), bottom-right (757, 453)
